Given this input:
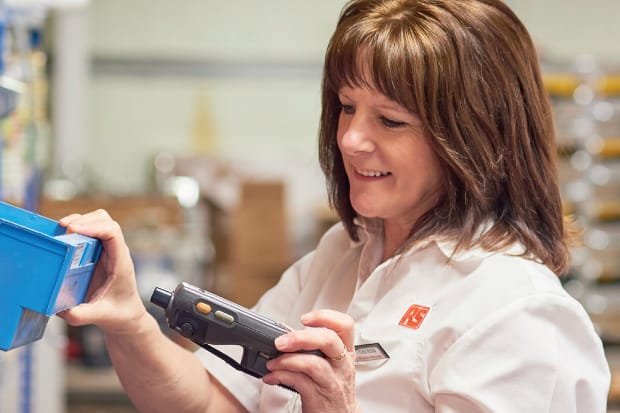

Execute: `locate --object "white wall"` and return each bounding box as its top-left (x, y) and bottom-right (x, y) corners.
top-left (80, 1), bottom-right (350, 252)
top-left (512, 0), bottom-right (620, 62)
top-left (83, 0), bottom-right (347, 194)
top-left (81, 0), bottom-right (620, 194)
top-left (89, 0), bottom-right (345, 60)
top-left (51, 0), bottom-right (620, 249)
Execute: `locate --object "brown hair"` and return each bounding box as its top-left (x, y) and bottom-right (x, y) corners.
top-left (318, 0), bottom-right (574, 275)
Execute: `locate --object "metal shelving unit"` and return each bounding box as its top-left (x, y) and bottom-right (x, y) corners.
top-left (544, 56), bottom-right (620, 410)
top-left (0, 2), bottom-right (76, 413)
top-left (544, 57), bottom-right (620, 340)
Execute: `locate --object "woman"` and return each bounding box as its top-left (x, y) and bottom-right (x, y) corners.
top-left (60, 0), bottom-right (610, 412)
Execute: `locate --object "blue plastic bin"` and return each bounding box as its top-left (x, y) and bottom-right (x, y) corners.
top-left (0, 201), bottom-right (102, 350)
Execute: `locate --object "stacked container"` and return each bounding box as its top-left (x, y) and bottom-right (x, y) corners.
top-left (545, 56), bottom-right (620, 342)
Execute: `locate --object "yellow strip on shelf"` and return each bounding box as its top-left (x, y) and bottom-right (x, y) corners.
top-left (543, 73), bottom-right (580, 97)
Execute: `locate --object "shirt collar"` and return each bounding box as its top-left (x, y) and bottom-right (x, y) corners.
top-left (352, 217), bottom-right (525, 262)
top-left (351, 216), bottom-right (383, 247)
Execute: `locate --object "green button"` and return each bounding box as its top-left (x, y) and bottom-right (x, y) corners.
top-left (214, 310), bottom-right (234, 324)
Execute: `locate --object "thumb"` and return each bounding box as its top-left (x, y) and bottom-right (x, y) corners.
top-left (301, 309), bottom-right (355, 351)
top-left (57, 303), bottom-right (99, 327)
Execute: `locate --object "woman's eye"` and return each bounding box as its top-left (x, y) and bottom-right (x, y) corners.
top-left (380, 116), bottom-right (406, 128)
top-left (341, 104), bottom-right (355, 115)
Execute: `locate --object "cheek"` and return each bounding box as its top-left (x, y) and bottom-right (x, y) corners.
top-left (421, 153), bottom-right (445, 194)
top-left (401, 145), bottom-right (444, 189)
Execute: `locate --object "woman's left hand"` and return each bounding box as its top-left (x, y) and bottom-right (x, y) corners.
top-left (262, 309), bottom-right (360, 413)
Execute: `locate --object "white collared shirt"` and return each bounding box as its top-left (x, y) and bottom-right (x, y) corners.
top-left (197, 221), bottom-right (610, 412)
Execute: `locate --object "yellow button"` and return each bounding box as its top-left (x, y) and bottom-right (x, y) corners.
top-left (196, 302), bottom-right (212, 314)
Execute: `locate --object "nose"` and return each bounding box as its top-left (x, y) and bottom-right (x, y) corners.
top-left (338, 111), bottom-right (375, 155)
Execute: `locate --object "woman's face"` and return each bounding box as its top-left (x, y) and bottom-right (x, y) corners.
top-left (337, 84), bottom-right (444, 230)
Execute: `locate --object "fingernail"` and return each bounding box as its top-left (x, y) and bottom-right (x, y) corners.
top-left (262, 375), bottom-right (276, 385)
top-left (300, 313), bottom-right (311, 323)
top-left (275, 336), bottom-right (288, 349)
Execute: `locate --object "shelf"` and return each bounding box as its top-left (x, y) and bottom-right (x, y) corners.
top-left (66, 363), bottom-right (135, 409)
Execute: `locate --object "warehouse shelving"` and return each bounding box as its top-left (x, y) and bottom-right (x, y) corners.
top-left (544, 57), bottom-right (620, 346)
top-left (0, 2), bottom-right (70, 413)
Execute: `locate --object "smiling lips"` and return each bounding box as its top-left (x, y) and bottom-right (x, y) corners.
top-left (355, 168), bottom-right (391, 177)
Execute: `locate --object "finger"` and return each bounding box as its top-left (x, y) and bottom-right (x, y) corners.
top-left (61, 212), bottom-right (130, 260)
top-left (300, 309), bottom-right (355, 351)
top-left (265, 352), bottom-right (355, 397)
top-left (58, 213), bottom-right (84, 228)
top-left (82, 266), bottom-right (114, 302)
top-left (59, 287), bottom-right (145, 333)
top-left (263, 369), bottom-right (317, 395)
top-left (57, 303), bottom-right (95, 326)
top-left (60, 209), bottom-right (111, 228)
top-left (275, 327), bottom-right (348, 362)
top-left (61, 210), bottom-right (113, 233)
top-left (267, 351), bottom-right (339, 379)
top-left (67, 217), bottom-right (123, 242)
top-left (60, 211), bottom-right (135, 301)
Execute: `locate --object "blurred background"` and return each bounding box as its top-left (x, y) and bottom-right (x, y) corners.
top-left (0, 0), bottom-right (619, 412)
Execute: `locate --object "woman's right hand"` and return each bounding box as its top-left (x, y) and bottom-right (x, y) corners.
top-left (57, 209), bottom-right (148, 336)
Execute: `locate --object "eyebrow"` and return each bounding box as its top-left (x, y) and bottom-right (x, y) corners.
top-left (337, 90), bottom-right (352, 100)
top-left (376, 102), bottom-right (406, 112)
top-left (338, 87), bottom-right (413, 117)
top-left (339, 91), bottom-right (402, 110)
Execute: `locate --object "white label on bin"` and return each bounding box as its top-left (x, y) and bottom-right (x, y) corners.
top-left (71, 244), bottom-right (86, 268)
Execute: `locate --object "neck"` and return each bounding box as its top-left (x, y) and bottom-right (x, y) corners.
top-left (382, 220), bottom-right (411, 261)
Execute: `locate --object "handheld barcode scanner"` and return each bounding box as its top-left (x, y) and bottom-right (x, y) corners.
top-left (150, 282), bottom-right (322, 390)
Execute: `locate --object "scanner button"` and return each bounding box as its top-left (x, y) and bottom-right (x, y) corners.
top-left (196, 302), bottom-right (212, 314)
top-left (180, 322), bottom-right (194, 337)
top-left (214, 310), bottom-right (235, 324)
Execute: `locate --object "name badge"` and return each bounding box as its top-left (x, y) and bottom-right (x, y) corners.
top-left (354, 343), bottom-right (389, 363)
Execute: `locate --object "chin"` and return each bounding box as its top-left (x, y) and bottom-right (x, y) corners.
top-left (351, 204), bottom-right (381, 220)
top-left (350, 193), bottom-right (386, 217)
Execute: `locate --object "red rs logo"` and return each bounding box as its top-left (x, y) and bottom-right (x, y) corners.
top-left (399, 304), bottom-right (430, 329)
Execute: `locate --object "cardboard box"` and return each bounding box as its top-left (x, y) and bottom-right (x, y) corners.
top-left (230, 181), bottom-right (290, 267)
top-left (39, 195), bottom-right (183, 231)
top-left (170, 156), bottom-right (293, 306)
top-left (225, 180), bottom-right (291, 307)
